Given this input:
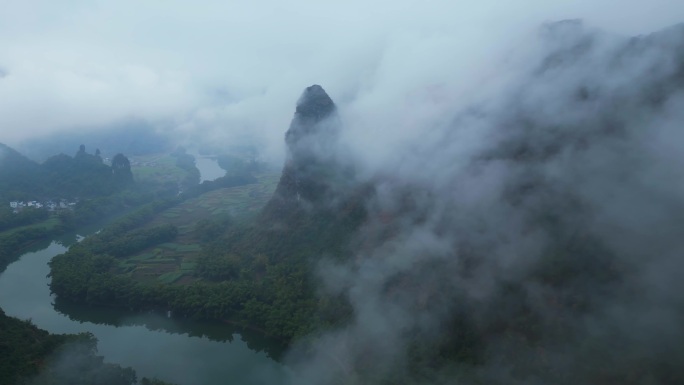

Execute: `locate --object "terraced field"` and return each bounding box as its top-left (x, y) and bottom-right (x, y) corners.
top-left (116, 172), bottom-right (280, 284)
top-left (129, 154), bottom-right (191, 185)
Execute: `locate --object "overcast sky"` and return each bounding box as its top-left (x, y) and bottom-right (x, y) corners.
top-left (1, 0), bottom-right (683, 159)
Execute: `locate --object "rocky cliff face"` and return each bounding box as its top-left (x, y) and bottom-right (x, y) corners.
top-left (264, 85), bottom-right (344, 219)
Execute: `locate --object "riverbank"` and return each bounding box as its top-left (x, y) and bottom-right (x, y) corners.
top-left (0, 239), bottom-right (292, 385)
top-left (0, 219), bottom-right (64, 271)
top-left (0, 307), bottom-right (139, 385)
top-left (0, 154), bottom-right (294, 385)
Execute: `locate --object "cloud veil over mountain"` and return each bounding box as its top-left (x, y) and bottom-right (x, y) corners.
top-left (2, 2), bottom-right (684, 384)
top-left (2, 1), bottom-right (684, 162)
top-left (285, 21), bottom-right (684, 385)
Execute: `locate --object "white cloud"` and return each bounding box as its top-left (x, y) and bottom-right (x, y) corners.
top-left (0, 0), bottom-right (682, 161)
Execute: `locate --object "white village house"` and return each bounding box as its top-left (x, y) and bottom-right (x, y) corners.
top-left (9, 199), bottom-right (76, 213)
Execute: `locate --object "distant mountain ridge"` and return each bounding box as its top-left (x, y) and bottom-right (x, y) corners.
top-left (0, 143), bottom-right (133, 200)
top-left (15, 120), bottom-right (173, 162)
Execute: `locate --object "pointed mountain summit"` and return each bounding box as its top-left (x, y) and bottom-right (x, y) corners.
top-left (285, 84), bottom-right (339, 160)
top-left (292, 84), bottom-right (336, 124)
top-left (262, 85), bottom-right (350, 222)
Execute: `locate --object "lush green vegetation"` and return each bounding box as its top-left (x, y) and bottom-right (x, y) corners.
top-left (0, 144), bottom-right (197, 270)
top-left (0, 307), bottom-right (72, 384)
top-left (170, 148), bottom-right (201, 189)
top-left (0, 307), bottom-right (180, 385)
top-left (0, 308), bottom-right (138, 385)
top-left (0, 206), bottom-right (49, 232)
top-left (0, 189), bottom-right (178, 270)
top-left (0, 143), bottom-right (137, 201)
top-left (45, 91), bottom-right (361, 345)
top-left (0, 143), bottom-right (45, 201)
top-left (0, 218), bottom-right (63, 271)
top-left (113, 172), bottom-right (277, 286)
top-left (48, 168), bottom-right (363, 342)
top-left (0, 166), bottom-right (187, 384)
top-left (129, 153), bottom-right (193, 187)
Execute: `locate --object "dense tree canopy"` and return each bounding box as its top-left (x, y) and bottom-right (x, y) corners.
top-left (111, 153), bottom-right (133, 185)
top-left (0, 308), bottom-right (138, 385)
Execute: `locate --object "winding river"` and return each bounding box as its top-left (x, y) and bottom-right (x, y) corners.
top-left (0, 157), bottom-right (293, 385)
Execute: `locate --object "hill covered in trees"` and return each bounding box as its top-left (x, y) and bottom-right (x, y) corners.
top-left (0, 143), bottom-right (134, 201)
top-left (0, 143), bottom-right (45, 200)
top-left (0, 144), bottom-right (188, 270)
top-left (48, 85), bottom-right (363, 343)
top-left (0, 307), bottom-right (177, 385)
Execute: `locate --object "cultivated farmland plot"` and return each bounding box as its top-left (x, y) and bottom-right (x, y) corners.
top-left (118, 171), bottom-right (280, 284)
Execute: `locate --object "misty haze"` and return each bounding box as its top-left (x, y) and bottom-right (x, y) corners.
top-left (1, 2), bottom-right (684, 385)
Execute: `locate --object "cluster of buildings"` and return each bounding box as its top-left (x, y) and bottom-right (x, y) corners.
top-left (9, 199), bottom-right (76, 213)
